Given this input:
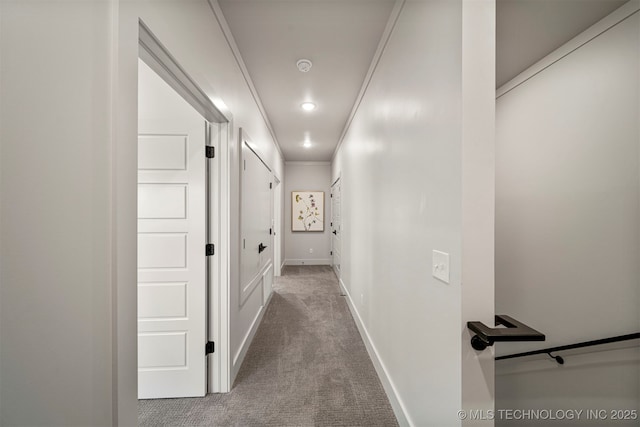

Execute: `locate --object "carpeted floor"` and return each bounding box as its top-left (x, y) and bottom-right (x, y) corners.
top-left (138, 265), bottom-right (398, 426)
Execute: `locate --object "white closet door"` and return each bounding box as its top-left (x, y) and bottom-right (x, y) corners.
top-left (137, 60), bottom-right (207, 399)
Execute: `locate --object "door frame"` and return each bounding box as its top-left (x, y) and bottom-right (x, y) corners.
top-left (138, 21), bottom-right (231, 394)
top-left (272, 177), bottom-right (282, 276)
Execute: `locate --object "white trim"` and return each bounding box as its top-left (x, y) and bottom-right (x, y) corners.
top-left (115, 2), bottom-right (137, 424)
top-left (138, 20), bottom-right (229, 124)
top-left (262, 263), bottom-right (274, 305)
top-left (209, 122), bottom-right (231, 393)
top-left (332, 0), bottom-right (406, 161)
top-left (243, 137), bottom-right (272, 172)
top-left (280, 260), bottom-right (287, 272)
top-left (272, 178), bottom-right (283, 277)
top-left (219, 121), bottom-right (231, 392)
top-left (283, 258), bottom-right (332, 266)
top-left (240, 261), bottom-right (273, 306)
top-left (497, 1), bottom-right (640, 98)
top-left (231, 291), bottom-right (274, 384)
top-left (339, 279), bottom-right (413, 427)
top-left (207, 0), bottom-right (284, 161)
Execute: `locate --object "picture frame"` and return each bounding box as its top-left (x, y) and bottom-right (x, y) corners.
top-left (291, 191), bottom-right (324, 232)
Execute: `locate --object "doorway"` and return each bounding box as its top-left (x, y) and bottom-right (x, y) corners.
top-left (137, 21), bottom-right (231, 398)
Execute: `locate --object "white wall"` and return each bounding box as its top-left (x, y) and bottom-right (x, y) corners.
top-left (284, 162), bottom-right (332, 265)
top-left (1, 0), bottom-right (283, 425)
top-left (331, 1), bottom-right (495, 425)
top-left (495, 5), bottom-right (639, 426)
top-left (1, 1), bottom-right (115, 425)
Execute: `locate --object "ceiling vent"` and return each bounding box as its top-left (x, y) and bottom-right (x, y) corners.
top-left (296, 59), bottom-right (312, 73)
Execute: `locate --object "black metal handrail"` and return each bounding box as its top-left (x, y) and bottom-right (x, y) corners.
top-left (496, 332), bottom-right (640, 364)
top-left (467, 315), bottom-right (545, 351)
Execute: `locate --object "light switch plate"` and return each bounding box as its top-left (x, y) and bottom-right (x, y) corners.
top-left (432, 250), bottom-right (450, 283)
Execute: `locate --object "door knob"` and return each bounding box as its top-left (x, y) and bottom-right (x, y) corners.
top-left (332, 230), bottom-right (337, 235)
top-left (258, 243), bottom-right (267, 253)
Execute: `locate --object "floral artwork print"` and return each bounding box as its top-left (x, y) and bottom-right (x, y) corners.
top-left (292, 191), bottom-right (324, 232)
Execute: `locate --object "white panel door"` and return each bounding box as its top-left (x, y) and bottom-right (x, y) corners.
top-left (240, 140), bottom-right (273, 304)
top-left (331, 179), bottom-right (341, 278)
top-left (137, 60), bottom-right (207, 399)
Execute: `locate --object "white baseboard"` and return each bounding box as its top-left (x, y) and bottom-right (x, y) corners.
top-left (230, 292), bottom-right (273, 386)
top-left (283, 258), bottom-right (332, 266)
top-left (339, 279), bottom-right (413, 427)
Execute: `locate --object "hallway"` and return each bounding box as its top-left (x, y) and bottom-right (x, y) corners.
top-left (138, 266), bottom-right (398, 426)
top-left (3, 1), bottom-right (639, 425)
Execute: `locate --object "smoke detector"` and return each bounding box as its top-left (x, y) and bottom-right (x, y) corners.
top-left (296, 59), bottom-right (312, 73)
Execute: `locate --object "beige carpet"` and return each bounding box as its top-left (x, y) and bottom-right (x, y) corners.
top-left (138, 265), bottom-right (398, 426)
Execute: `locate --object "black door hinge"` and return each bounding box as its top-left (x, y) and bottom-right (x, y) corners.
top-left (206, 341), bottom-right (215, 355)
top-left (330, 251), bottom-right (333, 255)
top-left (269, 182), bottom-right (272, 189)
top-left (206, 146), bottom-right (215, 158)
top-left (269, 228), bottom-right (272, 235)
top-left (206, 244), bottom-right (215, 256)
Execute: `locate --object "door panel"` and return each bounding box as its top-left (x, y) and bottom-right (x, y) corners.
top-left (137, 59), bottom-right (207, 399)
top-left (138, 333), bottom-right (188, 368)
top-left (138, 135), bottom-right (187, 170)
top-left (331, 179), bottom-right (341, 278)
top-left (138, 233), bottom-right (187, 269)
top-left (138, 184), bottom-right (187, 218)
top-left (138, 283), bottom-right (187, 319)
top-left (240, 139), bottom-right (273, 304)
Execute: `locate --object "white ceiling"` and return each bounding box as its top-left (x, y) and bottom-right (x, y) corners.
top-left (218, 0), bottom-right (395, 161)
top-left (496, 0), bottom-right (627, 87)
top-left (217, 0), bottom-right (627, 162)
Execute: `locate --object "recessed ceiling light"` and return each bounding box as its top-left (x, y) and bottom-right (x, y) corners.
top-left (303, 141), bottom-right (312, 148)
top-left (296, 59), bottom-right (312, 73)
top-left (301, 102), bottom-right (316, 111)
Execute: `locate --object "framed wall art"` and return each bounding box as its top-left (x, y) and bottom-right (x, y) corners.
top-left (292, 191), bottom-right (324, 232)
